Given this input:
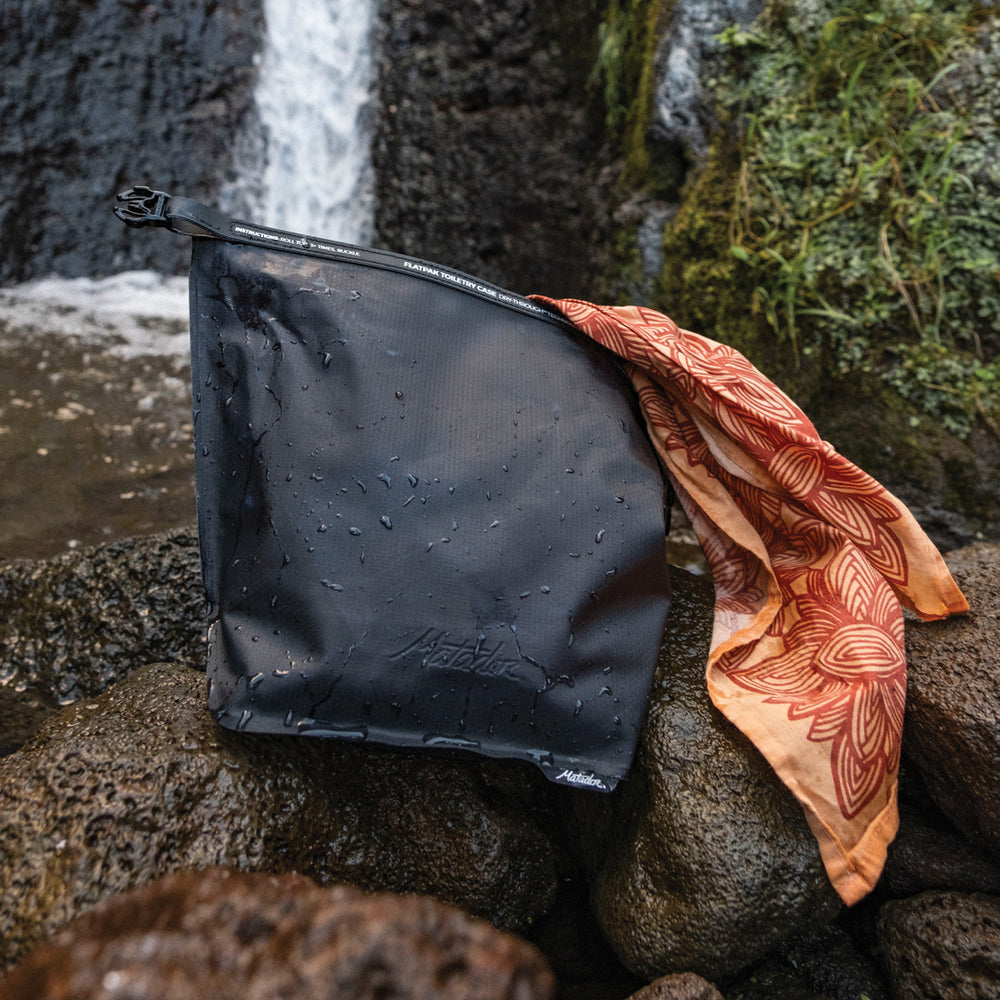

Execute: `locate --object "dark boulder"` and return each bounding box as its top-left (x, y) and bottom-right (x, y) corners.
top-left (878, 890), bottom-right (1000, 1000)
top-left (903, 543), bottom-right (1000, 857)
top-left (0, 867), bottom-right (555, 1000)
top-left (0, 528), bottom-right (207, 708)
top-left (882, 790), bottom-right (1000, 899)
top-left (561, 569), bottom-right (841, 981)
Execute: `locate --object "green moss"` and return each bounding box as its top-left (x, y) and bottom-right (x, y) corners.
top-left (651, 136), bottom-right (819, 387)
top-left (708, 0), bottom-right (1000, 438)
top-left (590, 0), bottom-right (673, 194)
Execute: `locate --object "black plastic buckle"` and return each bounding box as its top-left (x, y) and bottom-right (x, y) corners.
top-left (114, 186), bottom-right (171, 228)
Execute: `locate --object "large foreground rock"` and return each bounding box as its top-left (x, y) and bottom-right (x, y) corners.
top-left (0, 663), bottom-right (558, 970)
top-left (0, 867), bottom-right (555, 1000)
top-left (878, 890), bottom-right (1000, 999)
top-left (562, 569), bottom-right (841, 981)
top-left (903, 543), bottom-right (1000, 856)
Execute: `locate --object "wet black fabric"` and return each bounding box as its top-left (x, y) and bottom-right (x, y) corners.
top-left (188, 236), bottom-right (669, 790)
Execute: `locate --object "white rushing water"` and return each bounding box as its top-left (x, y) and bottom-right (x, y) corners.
top-left (0, 272), bottom-right (191, 358)
top-left (246, 0), bottom-right (377, 244)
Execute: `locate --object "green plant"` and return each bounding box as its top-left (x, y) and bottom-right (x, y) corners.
top-left (718, 0), bottom-right (1000, 436)
top-left (588, 0), bottom-right (663, 186)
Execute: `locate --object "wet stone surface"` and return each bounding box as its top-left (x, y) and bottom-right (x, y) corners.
top-left (0, 286), bottom-right (195, 561)
top-left (0, 528), bottom-right (207, 708)
top-left (563, 568), bottom-right (842, 981)
top-left (0, 662), bottom-right (560, 971)
top-left (0, 868), bottom-right (557, 1000)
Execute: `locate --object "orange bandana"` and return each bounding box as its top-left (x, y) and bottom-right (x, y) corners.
top-left (533, 298), bottom-right (969, 904)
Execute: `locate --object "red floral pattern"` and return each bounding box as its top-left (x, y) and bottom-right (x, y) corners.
top-left (533, 297), bottom-right (968, 904)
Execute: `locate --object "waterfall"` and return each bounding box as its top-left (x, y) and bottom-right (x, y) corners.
top-left (242, 0), bottom-right (377, 244)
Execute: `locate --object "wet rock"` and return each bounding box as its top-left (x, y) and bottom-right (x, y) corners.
top-left (562, 569), bottom-right (841, 981)
top-left (878, 890), bottom-right (1000, 999)
top-left (902, 543), bottom-right (1000, 857)
top-left (0, 687), bottom-right (59, 758)
top-left (0, 867), bottom-right (555, 1000)
top-left (627, 971), bottom-right (723, 1000)
top-left (882, 793), bottom-right (1000, 899)
top-left (782, 921), bottom-right (890, 1000)
top-left (0, 529), bottom-right (207, 707)
top-left (652, 0), bottom-right (766, 161)
top-left (372, 1), bottom-right (612, 297)
top-left (0, 662), bottom-right (558, 970)
top-left (0, 0), bottom-right (264, 283)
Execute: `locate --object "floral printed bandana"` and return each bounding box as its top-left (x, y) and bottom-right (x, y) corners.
top-left (532, 298), bottom-right (969, 904)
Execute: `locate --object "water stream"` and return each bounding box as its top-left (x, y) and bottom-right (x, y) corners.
top-left (246, 0), bottom-right (377, 242)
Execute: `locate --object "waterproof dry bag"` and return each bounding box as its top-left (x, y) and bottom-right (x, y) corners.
top-left (115, 187), bottom-right (670, 791)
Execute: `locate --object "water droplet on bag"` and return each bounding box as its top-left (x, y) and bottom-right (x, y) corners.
top-left (595, 529), bottom-right (606, 543)
top-left (408, 474), bottom-right (418, 487)
top-left (380, 515), bottom-right (392, 529)
top-left (349, 526), bottom-right (362, 536)
top-left (236, 708), bottom-right (253, 731)
top-left (248, 672), bottom-right (264, 690)
top-left (540, 585), bottom-right (551, 594)
top-left (395, 390), bottom-right (404, 400)
top-left (378, 472), bottom-right (391, 489)
top-left (321, 579), bottom-right (344, 591)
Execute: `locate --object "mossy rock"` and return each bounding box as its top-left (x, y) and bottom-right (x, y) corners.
top-left (622, 0), bottom-right (1000, 544)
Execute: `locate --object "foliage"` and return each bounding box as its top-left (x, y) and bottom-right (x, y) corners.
top-left (589, 0), bottom-right (664, 186)
top-left (716, 0), bottom-right (1000, 437)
